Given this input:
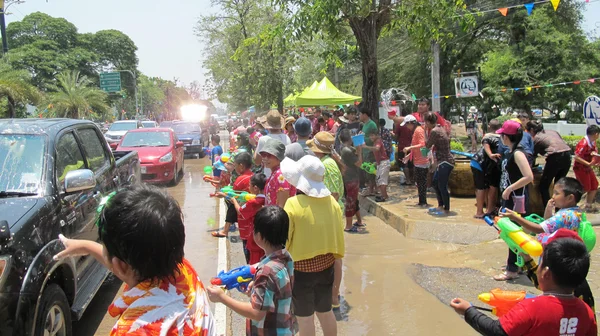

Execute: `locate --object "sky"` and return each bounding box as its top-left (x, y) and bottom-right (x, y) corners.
top-left (4, 0), bottom-right (600, 90)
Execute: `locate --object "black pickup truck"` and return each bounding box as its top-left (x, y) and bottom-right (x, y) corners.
top-left (0, 119), bottom-right (140, 336)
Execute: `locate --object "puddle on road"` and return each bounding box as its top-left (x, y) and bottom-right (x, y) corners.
top-left (337, 217), bottom-right (479, 335)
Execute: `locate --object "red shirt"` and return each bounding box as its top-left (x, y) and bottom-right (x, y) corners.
top-left (574, 137), bottom-right (596, 172)
top-left (233, 170), bottom-right (253, 192)
top-left (412, 111), bottom-right (451, 135)
top-left (237, 195), bottom-right (265, 240)
top-left (327, 118), bottom-right (335, 131)
top-left (500, 296), bottom-right (597, 336)
top-left (373, 138), bottom-right (389, 164)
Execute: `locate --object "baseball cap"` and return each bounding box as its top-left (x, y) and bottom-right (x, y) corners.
top-left (496, 120), bottom-right (522, 135)
top-left (293, 117), bottom-right (312, 137)
top-left (541, 228), bottom-right (583, 246)
top-left (400, 114), bottom-right (417, 127)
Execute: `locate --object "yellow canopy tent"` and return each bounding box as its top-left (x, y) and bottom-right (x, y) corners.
top-left (295, 77), bottom-right (362, 107)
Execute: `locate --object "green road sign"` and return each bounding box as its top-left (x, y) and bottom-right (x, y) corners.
top-left (100, 72), bottom-right (121, 93)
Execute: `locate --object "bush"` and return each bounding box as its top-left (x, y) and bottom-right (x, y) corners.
top-left (450, 140), bottom-right (464, 152)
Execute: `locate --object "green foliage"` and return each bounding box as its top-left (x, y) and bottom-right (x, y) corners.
top-left (46, 71), bottom-right (109, 119)
top-left (0, 61), bottom-right (42, 118)
top-left (450, 140), bottom-right (465, 152)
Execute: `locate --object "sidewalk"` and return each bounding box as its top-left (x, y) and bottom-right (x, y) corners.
top-left (360, 171), bottom-right (600, 245)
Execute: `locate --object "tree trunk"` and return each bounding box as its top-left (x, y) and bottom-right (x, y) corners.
top-left (277, 78), bottom-right (284, 114)
top-left (350, 17), bottom-right (379, 122)
top-left (7, 96), bottom-right (15, 118)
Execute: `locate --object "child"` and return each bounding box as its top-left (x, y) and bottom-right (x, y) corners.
top-left (231, 173), bottom-right (267, 264)
top-left (498, 177), bottom-right (595, 310)
top-left (212, 152), bottom-right (254, 238)
top-left (207, 206), bottom-right (294, 336)
top-left (450, 231), bottom-right (597, 336)
top-left (574, 125), bottom-right (600, 212)
top-left (211, 135), bottom-right (224, 178)
top-left (258, 138), bottom-right (296, 207)
top-left (365, 131), bottom-right (390, 202)
top-left (338, 129), bottom-right (365, 231)
top-left (379, 118), bottom-right (394, 160)
top-left (53, 185), bottom-right (216, 335)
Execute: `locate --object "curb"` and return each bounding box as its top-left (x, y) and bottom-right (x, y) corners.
top-left (214, 199), bottom-right (228, 336)
top-left (358, 194), bottom-right (499, 245)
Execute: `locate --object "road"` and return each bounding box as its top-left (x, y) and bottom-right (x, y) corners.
top-left (72, 149), bottom-right (220, 335)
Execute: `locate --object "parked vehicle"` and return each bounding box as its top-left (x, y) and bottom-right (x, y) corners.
top-left (217, 116), bottom-right (228, 130)
top-left (141, 120), bottom-right (158, 128)
top-left (171, 121), bottom-right (205, 158)
top-left (0, 118), bottom-right (140, 336)
top-left (116, 128), bottom-right (184, 185)
top-left (104, 120), bottom-right (143, 150)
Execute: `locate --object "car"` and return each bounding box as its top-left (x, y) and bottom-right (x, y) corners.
top-left (171, 121), bottom-right (205, 158)
top-left (141, 120), bottom-right (158, 128)
top-left (116, 128), bottom-right (184, 185)
top-left (217, 116), bottom-right (228, 130)
top-left (104, 120), bottom-right (143, 150)
top-left (0, 118), bottom-right (140, 336)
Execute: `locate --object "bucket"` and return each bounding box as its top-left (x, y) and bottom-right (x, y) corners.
top-left (352, 134), bottom-right (365, 146)
top-left (420, 147), bottom-right (430, 156)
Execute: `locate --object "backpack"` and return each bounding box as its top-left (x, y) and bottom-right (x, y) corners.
top-left (579, 213), bottom-right (596, 252)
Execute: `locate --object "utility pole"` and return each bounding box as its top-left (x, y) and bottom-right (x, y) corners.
top-left (0, 0), bottom-right (9, 54)
top-left (431, 41), bottom-right (441, 114)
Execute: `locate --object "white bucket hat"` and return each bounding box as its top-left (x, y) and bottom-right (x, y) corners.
top-left (280, 156), bottom-right (331, 198)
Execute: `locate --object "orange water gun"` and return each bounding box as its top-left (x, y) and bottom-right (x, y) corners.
top-left (475, 288), bottom-right (535, 317)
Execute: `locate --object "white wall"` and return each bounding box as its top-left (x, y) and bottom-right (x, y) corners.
top-left (542, 122), bottom-right (587, 136)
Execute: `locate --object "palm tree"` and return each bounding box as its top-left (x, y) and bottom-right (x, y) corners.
top-left (0, 62), bottom-right (41, 118)
top-left (49, 71), bottom-right (109, 119)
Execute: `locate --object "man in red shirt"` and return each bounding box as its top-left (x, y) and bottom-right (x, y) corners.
top-left (573, 125), bottom-right (600, 212)
top-left (391, 98), bottom-right (451, 136)
top-left (450, 229), bottom-right (597, 336)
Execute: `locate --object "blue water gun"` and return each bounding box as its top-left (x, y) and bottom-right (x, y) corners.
top-left (210, 265), bottom-right (257, 292)
top-left (451, 149), bottom-right (474, 159)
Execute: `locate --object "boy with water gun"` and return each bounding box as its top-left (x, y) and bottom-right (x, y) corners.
top-left (210, 135), bottom-right (224, 177)
top-left (207, 206), bottom-right (295, 336)
top-left (450, 230), bottom-right (597, 335)
top-left (494, 177), bottom-right (596, 311)
top-left (212, 152), bottom-right (254, 238)
top-left (231, 173), bottom-right (267, 264)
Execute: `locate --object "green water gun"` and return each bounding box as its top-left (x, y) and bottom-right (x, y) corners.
top-left (216, 186), bottom-right (257, 202)
top-left (361, 162), bottom-right (376, 175)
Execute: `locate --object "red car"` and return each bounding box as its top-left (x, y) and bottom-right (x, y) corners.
top-left (116, 128), bottom-right (184, 185)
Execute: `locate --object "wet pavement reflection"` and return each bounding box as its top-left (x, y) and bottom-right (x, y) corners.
top-left (73, 154), bottom-right (219, 335)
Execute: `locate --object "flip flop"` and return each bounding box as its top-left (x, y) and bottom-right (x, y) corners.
top-left (353, 222), bottom-right (366, 227)
top-left (474, 214), bottom-right (485, 219)
top-left (344, 226), bottom-right (360, 233)
top-left (493, 272), bottom-right (519, 281)
top-left (211, 232), bottom-right (227, 238)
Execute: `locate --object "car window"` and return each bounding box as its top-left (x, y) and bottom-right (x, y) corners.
top-left (55, 132), bottom-right (85, 187)
top-left (77, 128), bottom-right (110, 173)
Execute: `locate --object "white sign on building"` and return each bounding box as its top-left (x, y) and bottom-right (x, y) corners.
top-left (454, 76), bottom-right (479, 98)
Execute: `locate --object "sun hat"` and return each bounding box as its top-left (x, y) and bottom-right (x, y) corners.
top-left (307, 131), bottom-right (334, 154)
top-left (258, 137), bottom-right (286, 161)
top-left (293, 117), bottom-right (312, 137)
top-left (285, 116), bottom-right (296, 127)
top-left (280, 156), bottom-right (331, 198)
top-left (496, 120), bottom-right (522, 136)
top-left (260, 110), bottom-right (285, 129)
top-left (339, 114), bottom-right (349, 123)
top-left (400, 114), bottom-right (418, 126)
top-left (469, 106), bottom-right (478, 113)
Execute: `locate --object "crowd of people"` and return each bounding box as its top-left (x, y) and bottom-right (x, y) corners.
top-left (47, 100), bottom-right (599, 335)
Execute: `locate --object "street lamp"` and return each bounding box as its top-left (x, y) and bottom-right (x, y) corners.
top-left (0, 0), bottom-right (25, 53)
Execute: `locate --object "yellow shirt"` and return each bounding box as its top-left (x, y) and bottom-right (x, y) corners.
top-left (284, 194), bottom-right (345, 262)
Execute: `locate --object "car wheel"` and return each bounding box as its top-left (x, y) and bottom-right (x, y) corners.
top-left (35, 284), bottom-right (72, 336)
top-left (179, 162), bottom-right (184, 179)
top-left (170, 166), bottom-right (179, 186)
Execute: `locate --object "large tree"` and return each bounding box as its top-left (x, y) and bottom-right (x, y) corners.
top-left (47, 70), bottom-right (109, 119)
top-left (0, 61), bottom-right (41, 118)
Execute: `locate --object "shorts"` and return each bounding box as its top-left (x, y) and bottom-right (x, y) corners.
top-left (292, 265), bottom-right (334, 316)
top-left (467, 128), bottom-right (478, 136)
top-left (575, 168), bottom-right (599, 192)
top-left (213, 169), bottom-right (222, 178)
top-left (396, 151), bottom-right (413, 169)
top-left (344, 180), bottom-right (360, 217)
top-left (471, 167), bottom-right (487, 190)
top-left (225, 200), bottom-right (238, 223)
top-left (376, 160), bottom-right (391, 186)
top-left (485, 166), bottom-right (501, 188)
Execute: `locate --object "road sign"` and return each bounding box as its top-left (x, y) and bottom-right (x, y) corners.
top-left (454, 76), bottom-right (479, 98)
top-left (100, 72), bottom-right (121, 93)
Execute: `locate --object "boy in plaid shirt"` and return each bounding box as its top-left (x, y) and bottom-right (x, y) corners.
top-left (207, 206), bottom-right (294, 336)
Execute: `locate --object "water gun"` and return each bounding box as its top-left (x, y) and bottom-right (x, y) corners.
top-left (361, 162), bottom-right (377, 175)
top-left (215, 186), bottom-right (257, 202)
top-left (451, 149), bottom-right (474, 159)
top-left (221, 153), bottom-right (231, 163)
top-left (203, 166), bottom-right (213, 175)
top-left (475, 288), bottom-right (535, 317)
top-left (484, 216), bottom-right (543, 267)
top-left (210, 265), bottom-right (257, 292)
top-left (203, 146), bottom-right (211, 156)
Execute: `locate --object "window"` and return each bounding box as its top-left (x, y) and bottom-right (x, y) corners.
top-left (56, 132), bottom-right (85, 185)
top-left (77, 128), bottom-right (109, 172)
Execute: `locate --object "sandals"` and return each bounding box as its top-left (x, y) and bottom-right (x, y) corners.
top-left (474, 214), bottom-right (485, 219)
top-left (375, 196), bottom-right (388, 202)
top-left (344, 226), bottom-right (360, 233)
top-left (353, 222), bottom-right (366, 227)
top-left (211, 231), bottom-right (227, 238)
top-left (493, 272), bottom-right (519, 281)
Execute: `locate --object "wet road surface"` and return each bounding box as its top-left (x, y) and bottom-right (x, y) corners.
top-left (72, 152), bottom-right (219, 335)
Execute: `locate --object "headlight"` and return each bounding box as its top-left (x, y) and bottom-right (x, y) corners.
top-left (192, 139), bottom-right (200, 145)
top-left (159, 152), bottom-right (173, 163)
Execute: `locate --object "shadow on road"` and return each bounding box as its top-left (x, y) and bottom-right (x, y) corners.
top-left (72, 275), bottom-right (123, 336)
